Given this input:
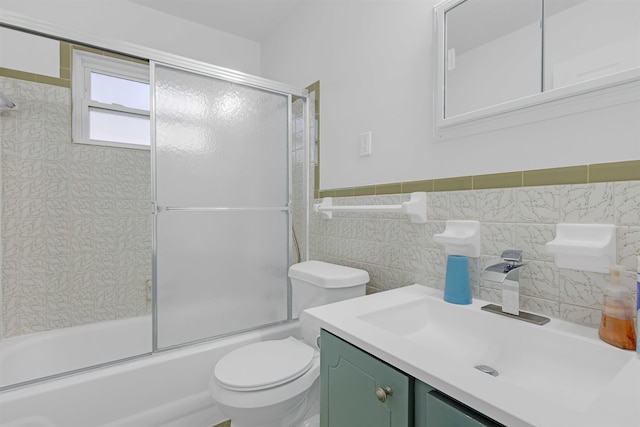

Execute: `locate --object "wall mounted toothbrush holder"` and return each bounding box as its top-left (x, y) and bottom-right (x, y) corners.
top-left (313, 192), bottom-right (427, 224)
top-left (545, 223), bottom-right (616, 273)
top-left (433, 220), bottom-right (480, 257)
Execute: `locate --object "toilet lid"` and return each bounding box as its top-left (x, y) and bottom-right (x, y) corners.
top-left (214, 337), bottom-right (315, 392)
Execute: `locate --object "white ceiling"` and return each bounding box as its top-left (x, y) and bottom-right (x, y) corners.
top-left (129, 0), bottom-right (586, 49)
top-left (128, 0), bottom-right (301, 42)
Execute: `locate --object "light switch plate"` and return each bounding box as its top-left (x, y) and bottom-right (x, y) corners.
top-left (359, 131), bottom-right (372, 156)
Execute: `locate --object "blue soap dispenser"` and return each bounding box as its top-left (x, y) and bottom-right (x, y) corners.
top-left (433, 220), bottom-right (480, 306)
top-left (443, 255), bottom-right (472, 305)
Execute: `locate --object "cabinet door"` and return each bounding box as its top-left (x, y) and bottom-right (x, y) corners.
top-left (415, 380), bottom-right (504, 427)
top-left (320, 330), bottom-right (411, 427)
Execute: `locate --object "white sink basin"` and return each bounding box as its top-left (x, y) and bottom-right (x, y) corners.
top-left (358, 296), bottom-right (630, 412)
top-left (305, 284), bottom-right (639, 427)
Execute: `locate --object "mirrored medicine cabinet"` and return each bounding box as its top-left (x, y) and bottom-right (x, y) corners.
top-left (434, 0), bottom-right (640, 139)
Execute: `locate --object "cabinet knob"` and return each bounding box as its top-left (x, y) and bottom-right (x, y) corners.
top-left (375, 386), bottom-right (393, 403)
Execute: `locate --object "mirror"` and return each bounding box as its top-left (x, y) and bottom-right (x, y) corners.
top-left (435, 0), bottom-right (640, 135)
top-left (444, 0), bottom-right (542, 118)
top-left (544, 0), bottom-right (640, 90)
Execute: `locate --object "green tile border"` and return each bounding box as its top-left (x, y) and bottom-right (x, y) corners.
top-left (353, 185), bottom-right (376, 196)
top-left (0, 29), bottom-right (70, 87)
top-left (589, 160), bottom-right (640, 182)
top-left (473, 171), bottom-right (522, 189)
top-left (402, 180), bottom-right (434, 193)
top-left (0, 27), bottom-right (147, 89)
top-left (376, 183), bottom-right (402, 195)
top-left (434, 176), bottom-right (473, 192)
top-left (318, 160), bottom-right (640, 198)
top-left (523, 165), bottom-right (588, 187)
top-left (306, 81), bottom-right (321, 198)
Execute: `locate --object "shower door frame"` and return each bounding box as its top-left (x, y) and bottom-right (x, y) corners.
top-left (0, 11), bottom-right (311, 389)
top-left (150, 60), bottom-right (310, 352)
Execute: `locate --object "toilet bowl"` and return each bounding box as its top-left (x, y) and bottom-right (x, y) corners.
top-left (208, 261), bottom-right (369, 427)
top-left (209, 338), bottom-right (320, 427)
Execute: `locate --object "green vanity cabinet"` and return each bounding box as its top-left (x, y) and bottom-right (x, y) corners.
top-left (320, 329), bottom-right (412, 427)
top-left (320, 330), bottom-right (505, 427)
top-left (415, 380), bottom-right (504, 427)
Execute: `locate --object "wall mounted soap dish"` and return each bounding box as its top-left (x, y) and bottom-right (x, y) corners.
top-left (433, 220), bottom-right (480, 257)
top-left (546, 223), bottom-right (616, 273)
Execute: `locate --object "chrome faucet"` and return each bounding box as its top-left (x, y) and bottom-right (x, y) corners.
top-left (481, 249), bottom-right (549, 325)
top-left (481, 249), bottom-right (526, 284)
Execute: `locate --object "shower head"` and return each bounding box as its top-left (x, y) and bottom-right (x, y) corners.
top-left (0, 90), bottom-right (16, 110)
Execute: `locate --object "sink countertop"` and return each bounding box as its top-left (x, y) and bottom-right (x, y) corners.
top-left (304, 284), bottom-right (640, 427)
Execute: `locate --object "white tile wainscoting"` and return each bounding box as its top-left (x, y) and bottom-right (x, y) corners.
top-left (310, 181), bottom-right (640, 327)
top-left (0, 76), bottom-right (152, 337)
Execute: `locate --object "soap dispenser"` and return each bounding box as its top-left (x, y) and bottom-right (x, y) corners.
top-left (598, 265), bottom-right (636, 350)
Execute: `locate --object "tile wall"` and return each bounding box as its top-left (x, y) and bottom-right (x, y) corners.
top-left (0, 76), bottom-right (151, 337)
top-left (290, 92), bottom-right (314, 263)
top-left (310, 181), bottom-right (640, 327)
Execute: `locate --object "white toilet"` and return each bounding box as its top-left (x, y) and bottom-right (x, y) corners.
top-left (209, 261), bottom-right (369, 427)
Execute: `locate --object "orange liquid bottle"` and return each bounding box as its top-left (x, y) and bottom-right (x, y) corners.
top-left (599, 265), bottom-right (636, 350)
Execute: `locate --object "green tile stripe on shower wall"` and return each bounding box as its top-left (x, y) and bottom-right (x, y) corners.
top-left (306, 81), bottom-right (321, 199)
top-left (0, 32), bottom-right (71, 87)
top-left (0, 28), bottom-right (148, 88)
top-left (68, 42), bottom-right (149, 66)
top-left (318, 160), bottom-right (640, 198)
top-left (0, 66), bottom-right (69, 87)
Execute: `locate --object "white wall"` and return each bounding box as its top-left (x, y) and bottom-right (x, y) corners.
top-left (0, 28), bottom-right (59, 77)
top-left (0, 0), bottom-right (261, 76)
top-left (261, 0), bottom-right (640, 190)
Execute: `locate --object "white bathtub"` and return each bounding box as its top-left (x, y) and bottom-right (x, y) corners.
top-left (0, 319), bottom-right (298, 427)
top-left (1, 316), bottom-right (153, 388)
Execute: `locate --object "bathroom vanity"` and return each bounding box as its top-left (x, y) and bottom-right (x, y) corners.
top-left (321, 329), bottom-right (502, 426)
top-left (305, 285), bottom-right (640, 427)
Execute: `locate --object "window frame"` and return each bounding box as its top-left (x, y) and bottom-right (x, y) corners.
top-left (72, 49), bottom-right (150, 150)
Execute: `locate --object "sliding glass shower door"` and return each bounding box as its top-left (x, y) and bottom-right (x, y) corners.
top-left (152, 63), bottom-right (291, 349)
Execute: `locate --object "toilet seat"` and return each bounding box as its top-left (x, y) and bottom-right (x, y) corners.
top-left (214, 337), bottom-right (315, 391)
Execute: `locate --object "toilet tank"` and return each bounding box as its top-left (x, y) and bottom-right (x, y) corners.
top-left (288, 261), bottom-right (369, 319)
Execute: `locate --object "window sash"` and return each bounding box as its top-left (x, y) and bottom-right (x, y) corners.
top-left (89, 71), bottom-right (150, 111)
top-left (88, 106), bottom-right (150, 147)
top-left (72, 50), bottom-right (150, 150)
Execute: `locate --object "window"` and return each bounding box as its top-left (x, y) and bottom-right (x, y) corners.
top-left (72, 50), bottom-right (150, 149)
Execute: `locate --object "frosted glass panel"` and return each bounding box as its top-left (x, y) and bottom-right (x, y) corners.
top-left (156, 210), bottom-right (288, 348)
top-left (155, 65), bottom-right (289, 207)
top-left (153, 63), bottom-right (292, 349)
